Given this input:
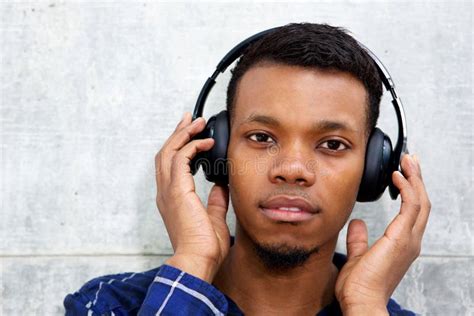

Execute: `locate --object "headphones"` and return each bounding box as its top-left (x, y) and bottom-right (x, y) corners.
top-left (189, 26), bottom-right (408, 202)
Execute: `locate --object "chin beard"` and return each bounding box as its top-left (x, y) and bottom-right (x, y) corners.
top-left (253, 241), bottom-right (320, 272)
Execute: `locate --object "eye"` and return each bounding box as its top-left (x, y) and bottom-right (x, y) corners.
top-left (248, 132), bottom-right (275, 144)
top-left (319, 140), bottom-right (349, 152)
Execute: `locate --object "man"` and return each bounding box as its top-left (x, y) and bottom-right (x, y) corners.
top-left (65, 23), bottom-right (431, 315)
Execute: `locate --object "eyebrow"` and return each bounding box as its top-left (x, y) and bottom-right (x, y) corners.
top-left (239, 113), bottom-right (359, 133)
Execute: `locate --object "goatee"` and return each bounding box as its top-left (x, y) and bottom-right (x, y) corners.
top-left (253, 241), bottom-right (320, 272)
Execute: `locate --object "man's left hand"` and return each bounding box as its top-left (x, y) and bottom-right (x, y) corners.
top-left (335, 154), bottom-right (431, 315)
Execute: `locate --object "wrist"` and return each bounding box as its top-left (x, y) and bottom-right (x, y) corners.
top-left (342, 304), bottom-right (389, 316)
top-left (165, 254), bottom-right (219, 283)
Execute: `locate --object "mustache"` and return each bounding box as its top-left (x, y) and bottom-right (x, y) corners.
top-left (262, 187), bottom-right (311, 200)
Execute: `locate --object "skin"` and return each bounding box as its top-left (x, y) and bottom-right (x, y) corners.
top-left (155, 64), bottom-right (431, 315)
top-left (213, 65), bottom-right (367, 314)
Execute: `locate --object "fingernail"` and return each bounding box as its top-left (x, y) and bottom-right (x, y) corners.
top-left (395, 170), bottom-right (404, 179)
top-left (192, 117), bottom-right (203, 124)
top-left (409, 155), bottom-right (418, 170)
top-left (402, 153), bottom-right (410, 165)
top-left (413, 155), bottom-right (421, 173)
top-left (403, 154), bottom-right (413, 167)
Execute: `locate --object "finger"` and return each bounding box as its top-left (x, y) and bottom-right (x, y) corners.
top-left (403, 154), bottom-right (424, 192)
top-left (395, 154), bottom-right (422, 228)
top-left (207, 184), bottom-right (230, 223)
top-left (167, 116), bottom-right (207, 152)
top-left (155, 149), bottom-right (170, 186)
top-left (413, 154), bottom-right (423, 180)
top-left (157, 116), bottom-right (206, 176)
top-left (400, 153), bottom-right (419, 182)
top-left (170, 138), bottom-right (215, 181)
top-left (173, 111), bottom-right (192, 133)
top-left (401, 154), bottom-right (431, 236)
top-left (380, 169), bottom-right (415, 240)
top-left (157, 120), bottom-right (210, 199)
top-left (390, 170), bottom-right (419, 232)
top-left (346, 219), bottom-right (369, 260)
top-left (412, 155), bottom-right (432, 237)
top-left (155, 112), bottom-right (193, 177)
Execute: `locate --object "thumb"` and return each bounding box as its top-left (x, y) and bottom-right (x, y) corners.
top-left (346, 219), bottom-right (369, 260)
top-left (207, 184), bottom-right (230, 221)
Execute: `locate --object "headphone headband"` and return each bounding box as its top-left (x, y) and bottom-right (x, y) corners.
top-left (192, 26), bottom-right (408, 200)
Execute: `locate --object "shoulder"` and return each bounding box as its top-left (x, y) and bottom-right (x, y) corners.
top-left (64, 267), bottom-right (160, 315)
top-left (64, 264), bottom-right (230, 315)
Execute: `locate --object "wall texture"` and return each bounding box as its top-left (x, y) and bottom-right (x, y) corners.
top-left (1, 1), bottom-right (472, 315)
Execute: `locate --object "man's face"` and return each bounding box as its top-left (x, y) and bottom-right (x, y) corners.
top-left (227, 64), bottom-right (368, 255)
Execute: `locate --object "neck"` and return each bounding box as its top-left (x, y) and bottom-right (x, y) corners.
top-left (213, 229), bottom-right (340, 316)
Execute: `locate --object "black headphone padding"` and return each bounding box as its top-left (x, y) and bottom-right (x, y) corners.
top-left (190, 110), bottom-right (230, 185)
top-left (357, 128), bottom-right (393, 202)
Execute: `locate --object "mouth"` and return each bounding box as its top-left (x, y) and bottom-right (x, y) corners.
top-left (259, 195), bottom-right (320, 223)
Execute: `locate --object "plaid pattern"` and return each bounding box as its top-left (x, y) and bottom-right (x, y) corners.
top-left (64, 253), bottom-right (416, 315)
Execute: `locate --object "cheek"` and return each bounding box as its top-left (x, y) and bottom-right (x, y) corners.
top-left (228, 158), bottom-right (262, 237)
top-left (321, 162), bottom-right (363, 196)
top-left (227, 141), bottom-right (255, 212)
top-left (318, 151), bottom-right (365, 192)
top-left (228, 154), bottom-right (268, 199)
top-left (227, 137), bottom-right (272, 226)
top-left (317, 157), bottom-right (365, 224)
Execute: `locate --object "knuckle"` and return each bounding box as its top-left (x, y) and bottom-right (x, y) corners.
top-left (155, 194), bottom-right (162, 208)
top-left (391, 236), bottom-right (410, 253)
top-left (410, 200), bottom-right (422, 212)
top-left (155, 192), bottom-right (165, 211)
top-left (168, 188), bottom-right (183, 203)
top-left (185, 124), bottom-right (197, 136)
top-left (415, 203), bottom-right (422, 212)
top-left (171, 151), bottom-right (193, 174)
top-left (170, 154), bottom-right (178, 167)
top-left (171, 153), bottom-right (186, 169)
top-left (156, 180), bottom-right (166, 197)
top-left (155, 154), bottom-right (170, 176)
top-left (412, 244), bottom-right (421, 257)
top-left (426, 199), bottom-right (432, 210)
top-left (406, 239), bottom-right (421, 259)
top-left (414, 203), bottom-right (422, 212)
top-left (155, 151), bottom-right (162, 164)
top-left (156, 148), bottom-right (169, 163)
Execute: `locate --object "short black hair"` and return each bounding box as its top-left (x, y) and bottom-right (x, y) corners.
top-left (226, 22), bottom-right (383, 138)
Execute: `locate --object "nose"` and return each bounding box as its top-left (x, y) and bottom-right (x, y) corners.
top-left (268, 142), bottom-right (316, 186)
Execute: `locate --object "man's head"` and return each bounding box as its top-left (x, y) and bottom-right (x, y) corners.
top-left (224, 23), bottom-right (383, 271)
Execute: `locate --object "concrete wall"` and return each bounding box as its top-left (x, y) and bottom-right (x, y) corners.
top-left (1, 1), bottom-right (472, 314)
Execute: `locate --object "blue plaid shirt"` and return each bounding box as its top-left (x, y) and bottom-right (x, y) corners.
top-left (64, 252), bottom-right (416, 315)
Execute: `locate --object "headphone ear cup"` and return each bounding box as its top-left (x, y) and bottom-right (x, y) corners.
top-left (357, 128), bottom-right (393, 202)
top-left (190, 110), bottom-right (229, 185)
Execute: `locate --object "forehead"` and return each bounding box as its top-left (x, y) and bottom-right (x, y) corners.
top-left (231, 64), bottom-right (368, 135)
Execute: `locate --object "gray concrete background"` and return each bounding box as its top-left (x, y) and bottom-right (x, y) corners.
top-left (1, 1), bottom-right (472, 315)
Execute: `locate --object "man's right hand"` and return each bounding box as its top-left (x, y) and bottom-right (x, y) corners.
top-left (154, 112), bottom-right (231, 283)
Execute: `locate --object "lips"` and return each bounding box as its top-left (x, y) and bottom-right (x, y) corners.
top-left (259, 195), bottom-right (319, 222)
top-left (260, 196), bottom-right (318, 214)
